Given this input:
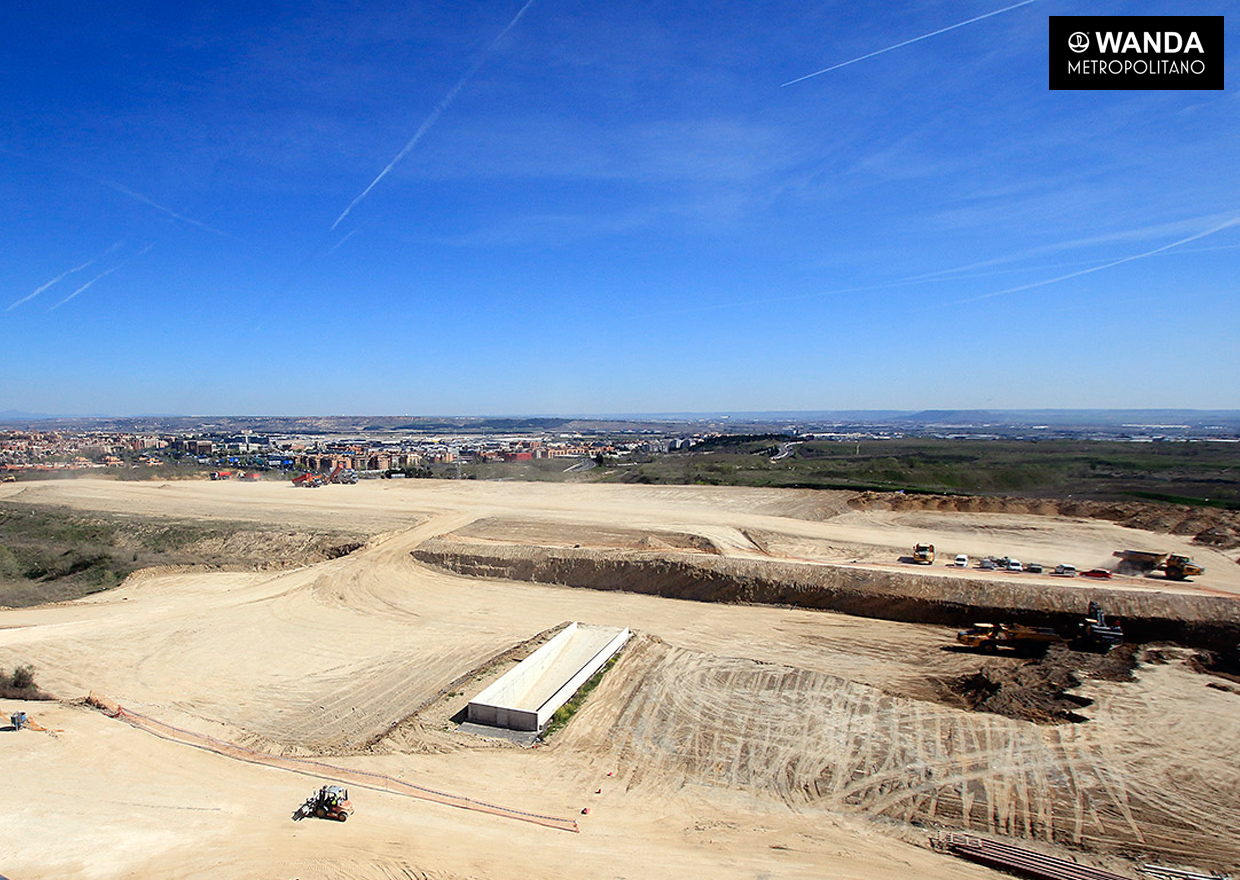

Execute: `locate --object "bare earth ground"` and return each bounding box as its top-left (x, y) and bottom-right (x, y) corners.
top-left (1, 478), bottom-right (1238, 879)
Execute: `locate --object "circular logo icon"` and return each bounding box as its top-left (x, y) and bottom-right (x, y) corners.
top-left (1068, 32), bottom-right (1089, 53)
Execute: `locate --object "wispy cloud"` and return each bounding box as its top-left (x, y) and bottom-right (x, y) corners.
top-left (782, 0), bottom-right (1037, 86)
top-left (50, 264), bottom-right (125, 310)
top-left (331, 0), bottom-right (537, 230)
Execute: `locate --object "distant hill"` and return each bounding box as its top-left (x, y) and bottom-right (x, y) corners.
top-left (1, 410), bottom-right (1238, 436)
top-left (901, 410), bottom-right (1240, 429)
top-left (0, 409), bottom-right (57, 422)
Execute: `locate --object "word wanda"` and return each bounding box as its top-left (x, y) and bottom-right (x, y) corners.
top-left (1088, 31), bottom-right (1205, 54)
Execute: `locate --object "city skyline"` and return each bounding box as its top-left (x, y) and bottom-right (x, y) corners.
top-left (3, 2), bottom-right (1237, 415)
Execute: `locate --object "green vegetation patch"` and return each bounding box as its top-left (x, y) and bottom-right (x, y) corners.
top-left (0, 502), bottom-right (366, 608)
top-left (540, 653), bottom-right (622, 740)
top-left (601, 438), bottom-right (1240, 508)
top-left (0, 664), bottom-right (54, 701)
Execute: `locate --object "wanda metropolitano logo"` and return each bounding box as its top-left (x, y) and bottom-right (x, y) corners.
top-left (1049, 16), bottom-right (1224, 89)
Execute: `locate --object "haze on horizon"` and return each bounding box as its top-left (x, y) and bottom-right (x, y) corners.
top-left (2, 2), bottom-right (1237, 417)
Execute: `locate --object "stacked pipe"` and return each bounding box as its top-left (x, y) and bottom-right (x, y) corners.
top-left (933, 832), bottom-right (1131, 880)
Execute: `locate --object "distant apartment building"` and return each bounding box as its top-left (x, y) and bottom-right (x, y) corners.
top-left (175, 439), bottom-right (214, 455)
top-left (126, 435), bottom-right (166, 451)
top-left (357, 453), bottom-right (391, 471)
top-left (547, 444), bottom-right (588, 458)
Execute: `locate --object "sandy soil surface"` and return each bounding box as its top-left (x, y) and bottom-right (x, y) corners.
top-left (2, 478), bottom-right (1238, 879)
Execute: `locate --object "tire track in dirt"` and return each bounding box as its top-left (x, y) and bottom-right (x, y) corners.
top-left (559, 635), bottom-right (1240, 866)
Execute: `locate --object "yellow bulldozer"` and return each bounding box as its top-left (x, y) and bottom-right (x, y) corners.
top-left (956, 622), bottom-right (1061, 655)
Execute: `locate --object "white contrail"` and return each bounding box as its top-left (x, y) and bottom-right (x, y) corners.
top-left (101, 180), bottom-right (240, 240)
top-left (949, 213), bottom-right (1240, 305)
top-left (331, 0), bottom-right (536, 230)
top-left (655, 212), bottom-right (1240, 316)
top-left (909, 213), bottom-right (1228, 282)
top-left (782, 0), bottom-right (1037, 86)
top-left (327, 226), bottom-right (363, 255)
top-left (50, 264), bottom-right (123, 310)
top-left (7, 259), bottom-right (95, 311)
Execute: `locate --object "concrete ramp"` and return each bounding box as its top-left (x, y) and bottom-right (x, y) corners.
top-left (467, 623), bottom-right (630, 731)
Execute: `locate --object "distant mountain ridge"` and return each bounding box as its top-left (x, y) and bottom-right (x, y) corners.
top-left (1, 409), bottom-right (1238, 435)
top-left (900, 409), bottom-right (1240, 427)
top-left (0, 409), bottom-right (57, 422)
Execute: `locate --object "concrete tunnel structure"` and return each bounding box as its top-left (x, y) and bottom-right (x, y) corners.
top-left (467, 622), bottom-right (631, 732)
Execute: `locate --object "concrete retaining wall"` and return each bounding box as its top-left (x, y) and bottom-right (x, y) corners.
top-left (467, 622), bottom-right (630, 731)
top-left (415, 541), bottom-right (1240, 652)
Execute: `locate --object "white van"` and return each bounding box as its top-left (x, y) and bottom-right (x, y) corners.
top-left (1054, 564), bottom-right (1077, 577)
top-left (1007, 559), bottom-right (1023, 572)
top-left (954, 554), bottom-right (968, 567)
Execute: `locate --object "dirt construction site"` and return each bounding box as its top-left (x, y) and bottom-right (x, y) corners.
top-left (2, 478), bottom-right (1239, 880)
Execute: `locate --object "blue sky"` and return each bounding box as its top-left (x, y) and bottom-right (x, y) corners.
top-left (2, 1), bottom-right (1236, 416)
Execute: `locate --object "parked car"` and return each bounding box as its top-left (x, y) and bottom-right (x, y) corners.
top-left (1025, 563), bottom-right (1043, 574)
top-left (954, 554), bottom-right (969, 567)
top-left (1007, 560), bottom-right (1023, 572)
top-left (1053, 564), bottom-right (1077, 577)
top-left (1082, 568), bottom-right (1113, 579)
top-left (980, 559), bottom-right (996, 570)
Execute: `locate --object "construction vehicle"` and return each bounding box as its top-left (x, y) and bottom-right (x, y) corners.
top-left (913, 543), bottom-right (935, 564)
top-left (326, 465), bottom-right (358, 484)
top-left (293, 785), bottom-right (354, 822)
top-left (1077, 600), bottom-right (1124, 651)
top-left (956, 622), bottom-right (1062, 655)
top-left (1113, 549), bottom-right (1204, 580)
top-left (291, 472), bottom-right (326, 488)
top-left (1163, 554), bottom-right (1204, 580)
top-left (2, 473), bottom-right (16, 483)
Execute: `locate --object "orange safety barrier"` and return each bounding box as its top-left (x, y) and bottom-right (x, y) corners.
top-left (87, 693), bottom-right (578, 833)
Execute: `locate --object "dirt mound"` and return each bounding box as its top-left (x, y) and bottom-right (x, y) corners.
top-left (945, 644), bottom-right (1138, 724)
top-left (850, 491), bottom-right (1240, 549)
top-left (451, 517), bottom-right (720, 554)
top-left (1185, 646), bottom-right (1240, 684)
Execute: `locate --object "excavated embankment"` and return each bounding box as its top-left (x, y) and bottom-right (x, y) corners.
top-left (412, 539), bottom-right (1240, 651)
